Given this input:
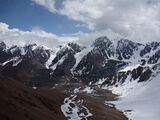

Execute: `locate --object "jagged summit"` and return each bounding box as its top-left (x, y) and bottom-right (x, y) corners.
top-left (140, 42), bottom-right (160, 57)
top-left (0, 41), bottom-right (6, 50)
top-left (117, 39), bottom-right (142, 50)
top-left (68, 42), bottom-right (83, 53)
top-left (116, 39), bottom-right (144, 60)
top-left (92, 36), bottom-right (112, 47)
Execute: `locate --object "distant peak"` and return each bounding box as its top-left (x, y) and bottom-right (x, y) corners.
top-left (92, 36), bottom-right (112, 47)
top-left (0, 41), bottom-right (6, 50)
top-left (118, 39), bottom-right (133, 44)
top-left (68, 42), bottom-right (83, 53)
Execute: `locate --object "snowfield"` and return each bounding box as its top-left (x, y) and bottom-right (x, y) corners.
top-left (107, 73), bottom-right (160, 120)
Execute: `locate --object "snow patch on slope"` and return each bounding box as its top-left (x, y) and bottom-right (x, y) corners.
top-left (71, 46), bottom-right (93, 71)
top-left (50, 54), bottom-right (67, 70)
top-left (13, 58), bottom-right (22, 66)
top-left (1, 57), bottom-right (20, 66)
top-left (61, 95), bottom-right (93, 120)
top-left (82, 86), bottom-right (94, 94)
top-left (119, 64), bottom-right (140, 72)
top-left (45, 48), bottom-right (59, 68)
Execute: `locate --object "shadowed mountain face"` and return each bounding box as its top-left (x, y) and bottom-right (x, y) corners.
top-left (0, 37), bottom-right (160, 87)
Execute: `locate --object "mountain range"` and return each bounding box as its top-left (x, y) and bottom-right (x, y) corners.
top-left (0, 36), bottom-right (160, 120)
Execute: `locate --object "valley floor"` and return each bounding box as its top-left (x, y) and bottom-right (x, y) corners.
top-left (53, 78), bottom-right (128, 120)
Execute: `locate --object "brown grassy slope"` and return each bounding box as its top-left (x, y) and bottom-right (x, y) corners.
top-left (0, 75), bottom-right (66, 120)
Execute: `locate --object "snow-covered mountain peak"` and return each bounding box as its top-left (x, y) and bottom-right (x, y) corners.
top-left (117, 39), bottom-right (142, 49)
top-left (68, 42), bottom-right (84, 53)
top-left (116, 39), bottom-right (144, 60)
top-left (23, 43), bottom-right (37, 51)
top-left (92, 36), bottom-right (112, 48)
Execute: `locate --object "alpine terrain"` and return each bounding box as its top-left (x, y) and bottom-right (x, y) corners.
top-left (0, 36), bottom-right (160, 120)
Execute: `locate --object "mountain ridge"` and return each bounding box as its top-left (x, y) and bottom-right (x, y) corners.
top-left (0, 37), bottom-right (160, 87)
top-left (0, 36), bottom-right (160, 120)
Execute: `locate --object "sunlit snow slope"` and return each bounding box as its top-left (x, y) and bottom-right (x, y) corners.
top-left (107, 72), bottom-right (160, 120)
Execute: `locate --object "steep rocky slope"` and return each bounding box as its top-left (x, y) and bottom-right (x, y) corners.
top-left (0, 75), bottom-right (66, 120)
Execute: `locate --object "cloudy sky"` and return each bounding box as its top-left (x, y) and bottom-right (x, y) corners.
top-left (0, 0), bottom-right (160, 47)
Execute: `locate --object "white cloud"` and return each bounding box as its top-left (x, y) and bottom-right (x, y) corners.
top-left (32, 0), bottom-right (160, 43)
top-left (0, 23), bottom-right (9, 31)
top-left (0, 22), bottom-right (158, 50)
top-left (32, 0), bottom-right (56, 13)
top-left (0, 22), bottom-right (77, 48)
top-left (3, 0), bottom-right (160, 45)
top-left (60, 0), bottom-right (160, 43)
top-left (59, 0), bottom-right (107, 30)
